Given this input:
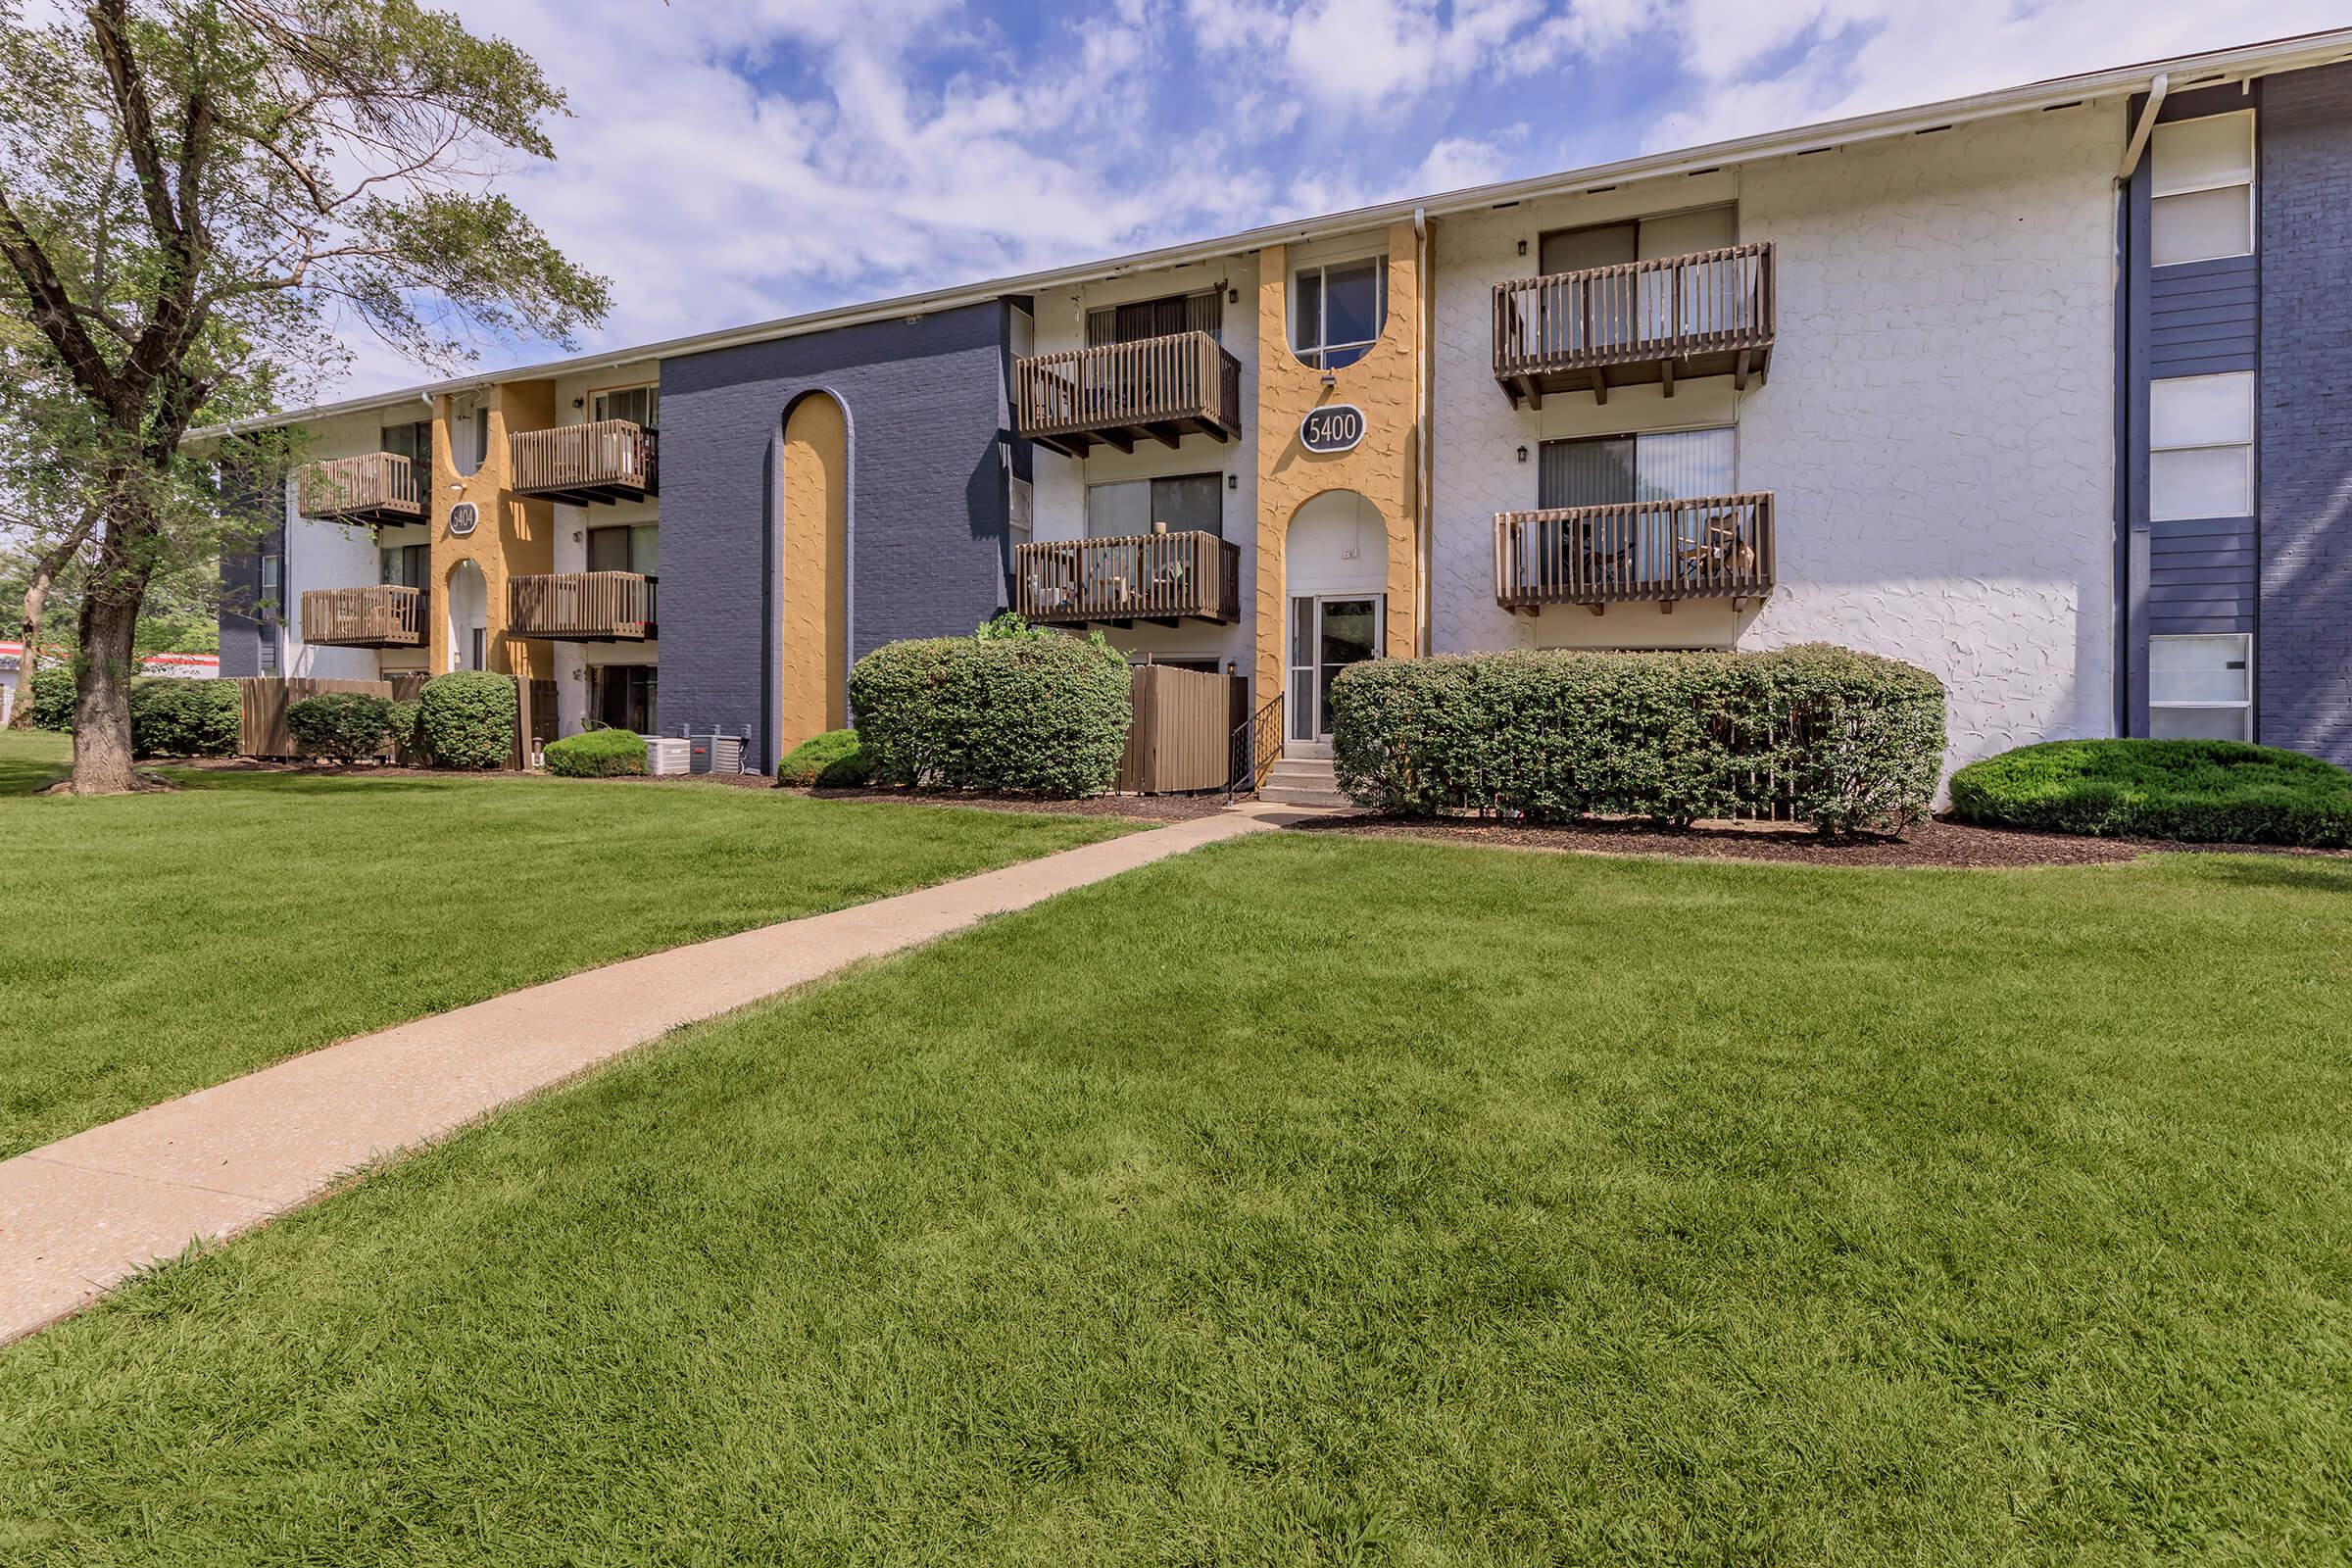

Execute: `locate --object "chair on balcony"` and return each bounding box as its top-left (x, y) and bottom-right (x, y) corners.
top-left (1673, 514), bottom-right (1757, 583)
top-left (1577, 517), bottom-right (1637, 593)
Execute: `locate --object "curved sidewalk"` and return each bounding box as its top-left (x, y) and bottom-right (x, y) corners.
top-left (0, 805), bottom-right (1301, 1346)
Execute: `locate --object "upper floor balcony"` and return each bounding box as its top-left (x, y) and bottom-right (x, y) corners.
top-left (509, 419), bottom-right (658, 505)
top-left (1013, 530), bottom-right (1240, 626)
top-left (1494, 494), bottom-right (1775, 611)
top-left (301, 584), bottom-right (427, 648)
top-left (1492, 242), bottom-right (1775, 407)
top-left (295, 452), bottom-right (422, 526)
top-left (507, 571), bottom-right (657, 642)
top-left (1013, 331), bottom-right (1243, 457)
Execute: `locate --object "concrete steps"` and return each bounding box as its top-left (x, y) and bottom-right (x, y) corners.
top-left (1257, 755), bottom-right (1349, 808)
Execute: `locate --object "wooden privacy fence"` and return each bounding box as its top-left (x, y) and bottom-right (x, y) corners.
top-left (1117, 665), bottom-right (1245, 794)
top-left (237, 671), bottom-right (536, 767)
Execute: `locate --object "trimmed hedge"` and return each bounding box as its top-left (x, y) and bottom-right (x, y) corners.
top-left (544, 727), bottom-right (648, 778)
top-left (848, 630), bottom-right (1131, 797)
top-left (286, 691), bottom-right (395, 763)
top-left (1331, 644), bottom-right (1947, 836)
top-left (385, 700), bottom-right (422, 762)
top-left (29, 665), bottom-right (74, 730)
top-left (776, 728), bottom-right (866, 788)
top-left (1949, 739), bottom-right (2352, 847)
top-left (416, 670), bottom-right (516, 770)
top-left (129, 678), bottom-right (241, 758)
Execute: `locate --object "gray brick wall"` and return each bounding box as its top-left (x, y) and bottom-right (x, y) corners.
top-left (2259, 62), bottom-right (2352, 763)
top-left (656, 302), bottom-right (1016, 769)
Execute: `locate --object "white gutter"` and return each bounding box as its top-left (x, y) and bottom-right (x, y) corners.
top-left (2119, 73), bottom-right (2172, 177)
top-left (190, 27), bottom-right (2352, 441)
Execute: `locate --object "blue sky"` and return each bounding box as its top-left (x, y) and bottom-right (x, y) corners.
top-left (341, 0), bottom-right (2352, 394)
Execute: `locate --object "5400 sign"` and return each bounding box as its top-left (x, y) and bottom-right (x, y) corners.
top-left (1299, 404), bottom-right (1365, 454)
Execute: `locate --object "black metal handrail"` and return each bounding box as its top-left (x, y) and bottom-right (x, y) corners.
top-left (1228, 690), bottom-right (1284, 798)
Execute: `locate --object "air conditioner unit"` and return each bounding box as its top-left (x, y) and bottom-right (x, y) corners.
top-left (687, 732), bottom-right (746, 775)
top-left (643, 736), bottom-right (691, 776)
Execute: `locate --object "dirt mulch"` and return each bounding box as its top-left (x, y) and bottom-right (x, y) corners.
top-left (799, 786), bottom-right (1229, 822)
top-left (1284, 810), bottom-right (2351, 869)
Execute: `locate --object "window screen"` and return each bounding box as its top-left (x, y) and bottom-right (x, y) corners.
top-left (2149, 633), bottom-right (2252, 740)
top-left (588, 524), bottom-right (658, 575)
top-left (1291, 258), bottom-right (1386, 369)
top-left (2149, 372), bottom-right (2254, 522)
top-left (1539, 427), bottom-right (1736, 509)
top-left (1086, 473), bottom-right (1223, 539)
top-left (2151, 113), bottom-right (2254, 267)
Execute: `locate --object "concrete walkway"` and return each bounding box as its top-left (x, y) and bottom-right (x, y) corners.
top-left (0, 805), bottom-right (1303, 1346)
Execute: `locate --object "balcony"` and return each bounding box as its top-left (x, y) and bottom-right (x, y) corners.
top-left (295, 453), bottom-right (421, 526)
top-left (301, 584), bottom-right (428, 648)
top-left (1492, 242), bottom-right (1775, 407)
top-left (509, 419), bottom-right (658, 505)
top-left (507, 571), bottom-right (657, 642)
top-left (1014, 531), bottom-right (1241, 626)
top-left (1013, 331), bottom-right (1243, 457)
top-left (1494, 494), bottom-right (1775, 611)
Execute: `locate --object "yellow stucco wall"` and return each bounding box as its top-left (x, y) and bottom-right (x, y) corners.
top-left (1252, 221), bottom-right (1425, 725)
top-left (427, 380), bottom-right (555, 681)
top-left (779, 392), bottom-right (850, 751)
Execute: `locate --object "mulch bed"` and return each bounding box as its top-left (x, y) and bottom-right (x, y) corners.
top-left (1285, 810), bottom-right (2350, 869)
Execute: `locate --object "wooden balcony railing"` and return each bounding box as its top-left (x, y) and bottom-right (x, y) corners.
top-left (1494, 494), bottom-right (1775, 610)
top-left (1013, 331), bottom-right (1244, 456)
top-left (1493, 242), bottom-right (1775, 406)
top-left (300, 584), bottom-right (428, 647)
top-left (1014, 531), bottom-right (1241, 625)
top-left (295, 452), bottom-right (421, 525)
top-left (507, 571), bottom-right (657, 642)
top-left (508, 419), bottom-right (658, 505)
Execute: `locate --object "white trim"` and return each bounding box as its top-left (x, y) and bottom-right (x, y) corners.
top-left (188, 29), bottom-right (2352, 442)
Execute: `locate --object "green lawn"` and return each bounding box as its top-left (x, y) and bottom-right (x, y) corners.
top-left (5, 833), bottom-right (2349, 1563)
top-left (0, 728), bottom-right (1130, 1156)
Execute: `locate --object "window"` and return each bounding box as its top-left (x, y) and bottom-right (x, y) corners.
top-left (587, 523), bottom-right (659, 575)
top-left (1085, 472), bottom-right (1223, 539)
top-left (1536, 207), bottom-right (1742, 348)
top-left (258, 546), bottom-right (283, 620)
top-left (257, 621), bottom-right (278, 673)
top-left (448, 398), bottom-right (489, 476)
top-left (1291, 257), bottom-right (1386, 369)
top-left (1539, 426), bottom-right (1736, 509)
top-left (380, 419), bottom-right (432, 469)
top-left (593, 383), bottom-right (660, 430)
top-left (379, 543), bottom-right (428, 588)
top-left (2149, 633), bottom-right (2251, 740)
top-left (1007, 475), bottom-right (1034, 551)
top-left (2150, 372), bottom-right (2253, 521)
top-left (2150, 112), bottom-right (2254, 267)
top-left (1087, 290), bottom-right (1222, 347)
top-left (590, 665), bottom-right (657, 734)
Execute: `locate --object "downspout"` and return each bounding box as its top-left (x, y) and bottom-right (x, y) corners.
top-left (1414, 207), bottom-right (1432, 658)
top-left (2113, 74), bottom-right (2167, 737)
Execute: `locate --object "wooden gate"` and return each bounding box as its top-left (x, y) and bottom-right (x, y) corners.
top-left (1117, 665), bottom-right (1244, 794)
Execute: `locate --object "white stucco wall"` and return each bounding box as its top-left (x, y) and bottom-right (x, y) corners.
top-left (1028, 253), bottom-right (1258, 670)
top-left (1429, 106), bottom-right (2122, 777)
top-left (282, 409), bottom-right (396, 680)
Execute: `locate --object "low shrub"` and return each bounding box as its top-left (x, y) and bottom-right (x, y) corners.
top-left (813, 749), bottom-right (873, 790)
top-left (848, 626), bottom-right (1131, 797)
top-left (1331, 644), bottom-right (1947, 837)
top-left (1949, 738), bottom-right (2352, 847)
top-left (385, 699), bottom-right (422, 762)
top-left (416, 670), bottom-right (516, 770)
top-left (29, 665), bottom-right (74, 730)
top-left (544, 726), bottom-right (648, 778)
top-left (776, 728), bottom-right (865, 787)
top-left (128, 678), bottom-right (241, 758)
top-left (286, 691), bottom-right (396, 763)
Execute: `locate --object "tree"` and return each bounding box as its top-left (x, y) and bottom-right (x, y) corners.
top-left (0, 0), bottom-right (609, 791)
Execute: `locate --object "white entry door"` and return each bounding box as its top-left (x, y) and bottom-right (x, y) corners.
top-left (1289, 595), bottom-right (1383, 742)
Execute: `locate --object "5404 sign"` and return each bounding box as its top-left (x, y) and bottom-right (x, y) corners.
top-left (1298, 404), bottom-right (1365, 455)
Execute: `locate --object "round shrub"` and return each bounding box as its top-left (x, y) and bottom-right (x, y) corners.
top-left (416, 670), bottom-right (516, 770)
top-left (1949, 739), bottom-right (2352, 847)
top-left (285, 691), bottom-right (396, 763)
top-left (848, 630), bottom-right (1131, 797)
top-left (776, 727), bottom-right (864, 787)
top-left (544, 726), bottom-right (648, 778)
top-left (129, 678), bottom-right (241, 758)
top-left (1330, 644), bottom-right (1947, 837)
top-left (813, 749), bottom-right (873, 790)
top-left (30, 665), bottom-right (75, 730)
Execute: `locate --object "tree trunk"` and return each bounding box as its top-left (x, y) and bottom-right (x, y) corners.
top-left (71, 584), bottom-right (142, 794)
top-left (6, 564), bottom-right (52, 730)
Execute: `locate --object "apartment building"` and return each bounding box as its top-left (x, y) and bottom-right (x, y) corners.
top-left (219, 30), bottom-right (2352, 778)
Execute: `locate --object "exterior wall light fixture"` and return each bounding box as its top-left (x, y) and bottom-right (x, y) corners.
top-left (1517, 239), bottom-right (1528, 256)
top-left (1516, 445), bottom-right (1529, 463)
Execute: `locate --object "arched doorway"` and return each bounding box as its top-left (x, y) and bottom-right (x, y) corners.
top-left (779, 391), bottom-right (848, 752)
top-left (445, 559), bottom-right (489, 671)
top-left (1283, 490), bottom-right (1388, 744)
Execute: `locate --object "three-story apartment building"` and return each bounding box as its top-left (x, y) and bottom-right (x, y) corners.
top-left (219, 30), bottom-right (2352, 780)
